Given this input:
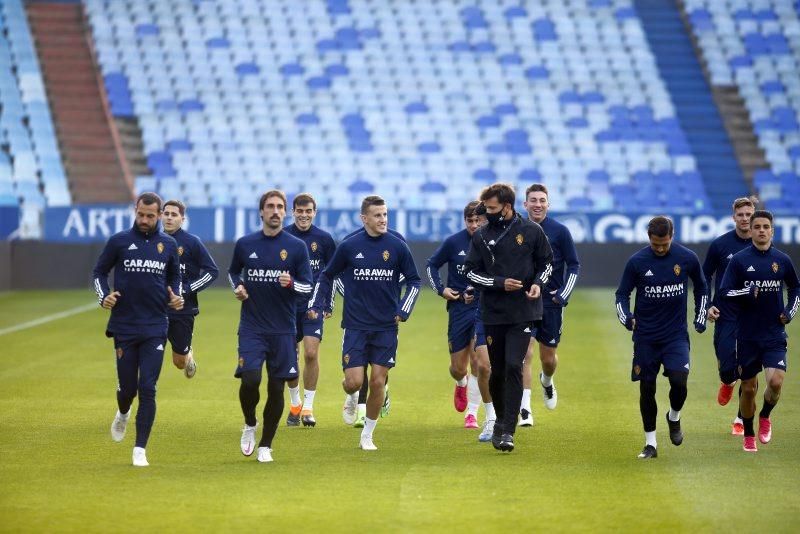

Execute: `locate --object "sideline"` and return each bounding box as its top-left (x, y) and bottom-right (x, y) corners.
top-left (0, 302), bottom-right (98, 337)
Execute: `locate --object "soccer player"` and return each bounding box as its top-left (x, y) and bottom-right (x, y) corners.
top-left (93, 192), bottom-right (184, 467)
top-left (229, 190), bottom-right (313, 463)
top-left (308, 195), bottom-right (422, 450)
top-left (338, 225), bottom-right (407, 427)
top-left (284, 193), bottom-right (336, 427)
top-left (519, 184), bottom-right (580, 425)
top-left (427, 200), bottom-right (493, 428)
top-left (464, 183), bottom-right (553, 452)
top-left (702, 197), bottom-right (755, 435)
top-left (719, 210), bottom-right (799, 452)
top-left (161, 200), bottom-right (219, 378)
top-left (615, 216), bottom-right (708, 460)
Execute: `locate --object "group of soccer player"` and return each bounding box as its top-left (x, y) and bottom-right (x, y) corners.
top-left (92, 185), bottom-right (797, 466)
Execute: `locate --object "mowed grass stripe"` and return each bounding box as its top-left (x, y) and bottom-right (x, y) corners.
top-left (0, 288), bottom-right (798, 532)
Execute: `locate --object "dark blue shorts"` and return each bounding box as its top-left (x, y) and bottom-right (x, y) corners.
top-left (534, 306), bottom-right (563, 347)
top-left (631, 335), bottom-right (690, 382)
top-left (447, 305), bottom-right (476, 354)
top-left (736, 338), bottom-right (787, 380)
top-left (474, 318), bottom-right (486, 349)
top-left (342, 329), bottom-right (398, 369)
top-left (167, 315), bottom-right (195, 355)
top-left (713, 320), bottom-right (738, 382)
top-left (295, 310), bottom-right (324, 344)
top-left (236, 332), bottom-right (299, 379)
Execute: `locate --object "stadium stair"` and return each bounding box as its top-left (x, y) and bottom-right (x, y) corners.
top-left (634, 0), bottom-right (747, 209)
top-left (27, 2), bottom-right (132, 203)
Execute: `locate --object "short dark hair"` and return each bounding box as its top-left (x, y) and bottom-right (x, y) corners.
top-left (732, 196), bottom-right (757, 211)
top-left (463, 200), bottom-right (481, 219)
top-left (259, 190), bottom-right (287, 211)
top-left (751, 210), bottom-right (773, 223)
top-left (525, 183), bottom-right (549, 198)
top-left (136, 192), bottom-right (163, 212)
top-left (479, 183), bottom-right (515, 206)
top-left (647, 216), bottom-right (674, 238)
top-left (163, 199), bottom-right (186, 216)
top-left (293, 193), bottom-right (317, 210)
top-left (360, 195), bottom-right (386, 215)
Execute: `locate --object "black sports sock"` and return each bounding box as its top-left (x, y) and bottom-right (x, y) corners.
top-left (759, 399), bottom-right (776, 419)
top-left (737, 386), bottom-right (742, 419)
top-left (259, 376), bottom-right (285, 448)
top-left (742, 416), bottom-right (755, 437)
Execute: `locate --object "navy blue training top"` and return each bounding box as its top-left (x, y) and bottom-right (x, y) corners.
top-left (228, 230), bottom-right (313, 335)
top-left (426, 228), bottom-right (480, 312)
top-left (93, 224), bottom-right (182, 336)
top-left (168, 228), bottom-right (219, 316)
top-left (720, 244), bottom-right (799, 341)
top-left (615, 242), bottom-right (708, 342)
top-left (310, 230), bottom-right (421, 331)
top-left (539, 216), bottom-right (580, 308)
top-left (285, 223), bottom-right (336, 311)
top-left (702, 229), bottom-right (751, 323)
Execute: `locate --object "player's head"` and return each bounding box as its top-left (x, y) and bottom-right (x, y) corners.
top-left (647, 215), bottom-right (674, 257)
top-left (478, 183), bottom-right (515, 225)
top-left (259, 190), bottom-right (287, 230)
top-left (731, 196), bottom-right (757, 236)
top-left (162, 199), bottom-right (186, 234)
top-left (524, 183), bottom-right (549, 223)
top-left (135, 192), bottom-right (163, 234)
top-left (292, 193), bottom-right (317, 231)
top-left (463, 200), bottom-right (485, 236)
top-left (360, 195), bottom-right (387, 236)
top-left (749, 210), bottom-right (774, 248)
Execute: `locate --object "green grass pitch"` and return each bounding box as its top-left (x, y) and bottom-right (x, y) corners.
top-left (1, 288), bottom-right (798, 532)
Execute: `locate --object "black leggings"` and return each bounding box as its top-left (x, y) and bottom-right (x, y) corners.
top-left (239, 369), bottom-right (286, 448)
top-left (639, 371), bottom-right (688, 432)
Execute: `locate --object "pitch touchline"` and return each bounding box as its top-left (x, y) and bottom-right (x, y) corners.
top-left (0, 302), bottom-right (98, 337)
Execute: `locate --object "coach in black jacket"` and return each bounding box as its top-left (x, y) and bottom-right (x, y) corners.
top-left (465, 183), bottom-right (553, 452)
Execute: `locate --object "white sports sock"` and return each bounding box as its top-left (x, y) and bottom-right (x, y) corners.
top-left (521, 389), bottom-right (532, 412)
top-left (357, 403), bottom-right (367, 415)
top-left (118, 409), bottom-right (130, 420)
top-left (456, 376), bottom-right (467, 387)
top-left (668, 409), bottom-right (680, 422)
top-left (484, 402), bottom-right (496, 421)
top-left (645, 431), bottom-right (657, 447)
top-left (303, 389), bottom-right (316, 411)
top-left (540, 372), bottom-right (553, 388)
top-left (467, 376), bottom-right (481, 416)
top-left (288, 386), bottom-right (301, 406)
top-left (362, 417), bottom-right (377, 439)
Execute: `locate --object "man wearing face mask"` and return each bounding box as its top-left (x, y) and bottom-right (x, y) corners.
top-left (464, 183), bottom-right (553, 452)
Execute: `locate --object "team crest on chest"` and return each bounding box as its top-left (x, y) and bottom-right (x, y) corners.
top-left (772, 262), bottom-right (779, 273)
top-left (516, 233), bottom-right (524, 245)
top-left (280, 249), bottom-right (288, 261)
top-left (673, 264), bottom-right (681, 276)
top-left (157, 242), bottom-right (164, 254)
top-left (383, 250), bottom-right (390, 261)
top-left (311, 241), bottom-right (318, 253)
top-left (177, 246), bottom-right (184, 256)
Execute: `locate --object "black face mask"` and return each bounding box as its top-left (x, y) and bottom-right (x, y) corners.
top-left (485, 207), bottom-right (508, 226)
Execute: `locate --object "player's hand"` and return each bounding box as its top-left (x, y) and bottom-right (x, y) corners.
top-left (441, 287), bottom-right (460, 301)
top-left (307, 308), bottom-right (319, 320)
top-left (504, 278), bottom-right (523, 292)
top-left (279, 272), bottom-right (292, 288)
top-left (694, 322), bottom-right (706, 334)
top-left (463, 292), bottom-right (475, 304)
top-left (706, 305), bottom-right (720, 322)
top-left (525, 284), bottom-right (541, 300)
top-left (779, 313), bottom-right (789, 325)
top-left (323, 311), bottom-right (332, 319)
top-left (234, 284), bottom-right (249, 301)
top-left (625, 316), bottom-right (636, 331)
top-left (395, 315), bottom-right (404, 324)
top-left (102, 291), bottom-right (121, 309)
top-left (167, 287), bottom-right (184, 311)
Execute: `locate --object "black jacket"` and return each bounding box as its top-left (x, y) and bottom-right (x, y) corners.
top-left (464, 213), bottom-right (553, 325)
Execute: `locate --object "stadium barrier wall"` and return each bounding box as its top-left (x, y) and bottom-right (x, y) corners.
top-left (6, 241), bottom-right (799, 290)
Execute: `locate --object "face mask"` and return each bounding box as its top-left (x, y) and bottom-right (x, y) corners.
top-left (486, 205), bottom-right (510, 225)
